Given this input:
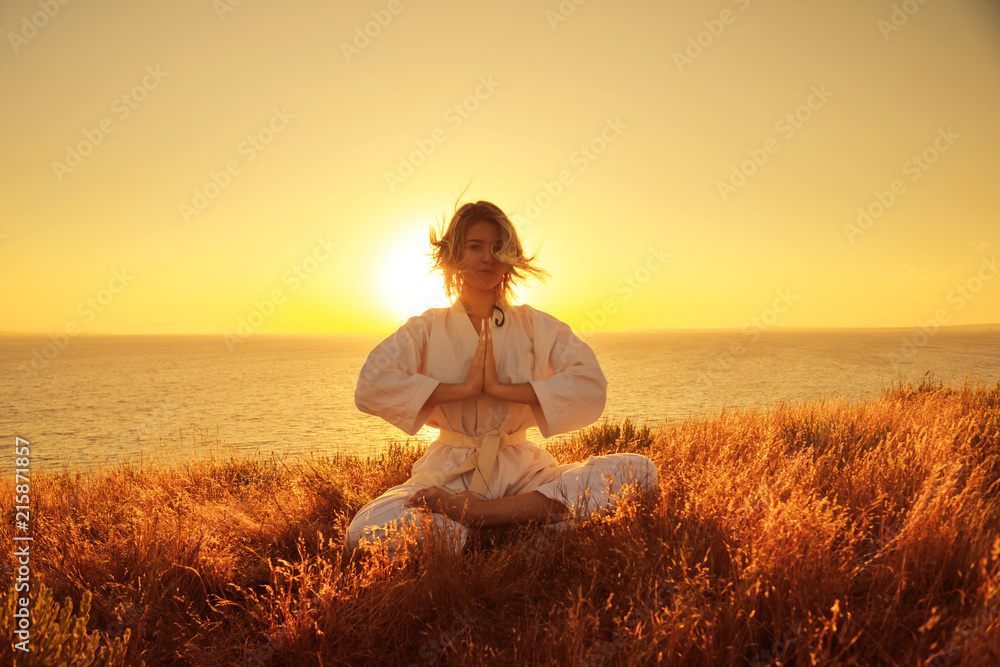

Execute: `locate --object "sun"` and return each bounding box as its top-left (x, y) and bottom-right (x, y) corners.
top-left (377, 229), bottom-right (449, 320)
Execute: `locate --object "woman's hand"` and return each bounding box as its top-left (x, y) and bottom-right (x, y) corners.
top-left (459, 317), bottom-right (538, 405)
top-left (408, 487), bottom-right (480, 524)
top-left (462, 319), bottom-right (487, 398)
top-left (410, 488), bottom-right (570, 528)
top-left (482, 317), bottom-right (502, 396)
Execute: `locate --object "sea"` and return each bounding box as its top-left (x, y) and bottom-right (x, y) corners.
top-left (2, 329), bottom-right (998, 474)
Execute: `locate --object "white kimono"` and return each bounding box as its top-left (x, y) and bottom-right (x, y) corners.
top-left (348, 299), bottom-right (657, 552)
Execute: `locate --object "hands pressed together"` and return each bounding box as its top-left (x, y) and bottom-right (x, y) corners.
top-left (406, 320), bottom-right (494, 524)
top-left (408, 318), bottom-right (549, 524)
top-left (422, 315), bottom-right (539, 412)
top-left (464, 317), bottom-right (502, 400)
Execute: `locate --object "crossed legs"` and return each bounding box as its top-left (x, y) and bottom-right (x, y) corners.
top-left (345, 452), bottom-right (659, 556)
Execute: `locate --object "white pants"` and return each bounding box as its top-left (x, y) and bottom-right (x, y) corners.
top-left (346, 452), bottom-right (658, 556)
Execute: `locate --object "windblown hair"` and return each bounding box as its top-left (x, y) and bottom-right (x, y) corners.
top-left (429, 200), bottom-right (550, 310)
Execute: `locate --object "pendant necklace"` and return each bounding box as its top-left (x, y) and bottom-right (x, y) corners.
top-left (461, 297), bottom-right (505, 327)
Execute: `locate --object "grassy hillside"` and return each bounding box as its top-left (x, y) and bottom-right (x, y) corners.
top-left (3, 377), bottom-right (999, 665)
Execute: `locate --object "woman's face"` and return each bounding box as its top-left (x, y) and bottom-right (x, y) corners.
top-left (458, 220), bottom-right (507, 291)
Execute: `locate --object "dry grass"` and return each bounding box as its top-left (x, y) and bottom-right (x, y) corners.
top-left (2, 376), bottom-right (999, 665)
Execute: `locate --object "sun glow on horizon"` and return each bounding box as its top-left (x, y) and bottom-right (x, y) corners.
top-left (377, 228), bottom-right (450, 321)
top-left (1, 3), bottom-right (998, 333)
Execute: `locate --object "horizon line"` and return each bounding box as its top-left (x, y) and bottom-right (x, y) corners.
top-left (1, 323), bottom-right (998, 336)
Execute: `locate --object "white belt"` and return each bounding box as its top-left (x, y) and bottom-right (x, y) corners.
top-left (408, 427), bottom-right (528, 500)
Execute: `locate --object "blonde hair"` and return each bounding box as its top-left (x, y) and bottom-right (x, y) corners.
top-left (428, 200), bottom-right (550, 310)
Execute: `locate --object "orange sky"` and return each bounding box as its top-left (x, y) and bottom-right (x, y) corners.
top-left (2, 0), bottom-right (998, 335)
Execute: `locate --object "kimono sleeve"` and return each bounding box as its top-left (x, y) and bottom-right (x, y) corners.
top-left (525, 306), bottom-right (608, 438)
top-left (355, 314), bottom-right (440, 436)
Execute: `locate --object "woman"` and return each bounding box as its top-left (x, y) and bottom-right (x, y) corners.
top-left (347, 200), bottom-right (657, 556)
